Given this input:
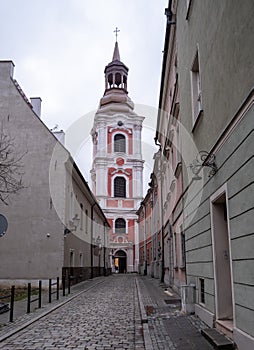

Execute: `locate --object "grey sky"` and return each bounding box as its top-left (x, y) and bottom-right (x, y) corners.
top-left (0, 0), bottom-right (167, 191)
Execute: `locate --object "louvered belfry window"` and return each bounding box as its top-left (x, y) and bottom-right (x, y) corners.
top-left (115, 218), bottom-right (126, 234)
top-left (114, 176), bottom-right (126, 198)
top-left (114, 134), bottom-right (126, 153)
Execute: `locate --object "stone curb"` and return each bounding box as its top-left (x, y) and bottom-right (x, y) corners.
top-left (0, 279), bottom-right (105, 343)
top-left (135, 277), bottom-right (153, 350)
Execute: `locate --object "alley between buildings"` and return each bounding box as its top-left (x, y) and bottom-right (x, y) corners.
top-left (0, 275), bottom-right (215, 350)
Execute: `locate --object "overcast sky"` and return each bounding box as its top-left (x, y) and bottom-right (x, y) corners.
top-left (0, 0), bottom-right (168, 191)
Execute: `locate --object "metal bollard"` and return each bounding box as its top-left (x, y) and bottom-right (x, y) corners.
top-left (9, 285), bottom-right (15, 322)
top-left (27, 283), bottom-right (31, 313)
top-left (38, 280), bottom-right (42, 309)
top-left (49, 279), bottom-right (52, 303)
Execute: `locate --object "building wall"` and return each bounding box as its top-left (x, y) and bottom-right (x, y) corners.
top-left (0, 61), bottom-right (65, 284)
top-left (0, 61), bottom-right (111, 287)
top-left (175, 0), bottom-right (254, 348)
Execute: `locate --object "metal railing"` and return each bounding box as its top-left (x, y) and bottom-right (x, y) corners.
top-left (0, 276), bottom-right (70, 323)
top-left (48, 277), bottom-right (60, 303)
top-left (0, 285), bottom-right (15, 322)
top-left (27, 281), bottom-right (42, 314)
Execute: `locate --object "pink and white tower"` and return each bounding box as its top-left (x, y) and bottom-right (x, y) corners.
top-left (91, 37), bottom-right (144, 273)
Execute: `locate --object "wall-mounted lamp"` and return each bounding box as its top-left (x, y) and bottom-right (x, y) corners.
top-left (65, 214), bottom-right (80, 236)
top-left (96, 236), bottom-right (102, 250)
top-left (190, 151), bottom-right (217, 179)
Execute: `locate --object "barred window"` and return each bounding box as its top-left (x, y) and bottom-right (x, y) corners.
top-left (114, 177), bottom-right (126, 198)
top-left (115, 218), bottom-right (126, 234)
top-left (114, 134), bottom-right (126, 153)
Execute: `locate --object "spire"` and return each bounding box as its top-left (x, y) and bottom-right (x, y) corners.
top-left (112, 41), bottom-right (120, 61)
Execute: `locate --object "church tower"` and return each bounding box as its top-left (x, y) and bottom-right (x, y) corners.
top-left (91, 35), bottom-right (144, 272)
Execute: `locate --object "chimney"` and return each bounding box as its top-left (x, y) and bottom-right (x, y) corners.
top-left (30, 97), bottom-right (42, 118)
top-left (0, 61), bottom-right (15, 79)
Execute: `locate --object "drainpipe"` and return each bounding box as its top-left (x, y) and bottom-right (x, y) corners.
top-left (141, 201), bottom-right (147, 275)
top-left (103, 221), bottom-right (106, 276)
top-left (90, 202), bottom-right (97, 279)
top-left (160, 155), bottom-right (165, 284)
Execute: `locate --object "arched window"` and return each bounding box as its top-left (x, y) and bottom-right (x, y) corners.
top-left (114, 176), bottom-right (126, 198)
top-left (114, 134), bottom-right (126, 153)
top-left (115, 218), bottom-right (126, 234)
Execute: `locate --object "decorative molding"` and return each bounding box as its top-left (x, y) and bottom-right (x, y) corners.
top-left (109, 126), bottom-right (132, 134)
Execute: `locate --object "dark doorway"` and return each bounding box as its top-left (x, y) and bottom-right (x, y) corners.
top-left (114, 250), bottom-right (127, 273)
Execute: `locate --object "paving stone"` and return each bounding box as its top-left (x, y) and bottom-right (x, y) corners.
top-left (0, 275), bottom-right (145, 350)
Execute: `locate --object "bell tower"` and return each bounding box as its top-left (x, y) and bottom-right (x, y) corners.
top-left (91, 33), bottom-right (144, 272)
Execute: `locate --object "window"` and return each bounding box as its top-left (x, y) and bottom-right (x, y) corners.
top-left (173, 232), bottom-right (178, 268)
top-left (80, 204), bottom-right (83, 230)
top-left (79, 253), bottom-right (83, 267)
top-left (70, 192), bottom-right (74, 218)
top-left (70, 250), bottom-right (74, 267)
top-left (114, 134), bottom-right (126, 153)
top-left (180, 231), bottom-right (186, 268)
top-left (114, 176), bottom-right (126, 198)
top-left (191, 50), bottom-right (202, 125)
top-left (199, 278), bottom-right (205, 304)
top-left (186, 0), bottom-right (193, 19)
top-left (176, 124), bottom-right (181, 165)
top-left (85, 209), bottom-right (88, 234)
top-left (115, 218), bottom-right (126, 234)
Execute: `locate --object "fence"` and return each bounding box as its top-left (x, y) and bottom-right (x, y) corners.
top-left (0, 277), bottom-right (70, 323)
top-left (0, 285), bottom-right (15, 322)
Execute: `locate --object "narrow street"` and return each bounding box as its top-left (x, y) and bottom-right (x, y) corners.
top-left (0, 275), bottom-right (144, 350)
top-left (0, 275), bottom-right (215, 350)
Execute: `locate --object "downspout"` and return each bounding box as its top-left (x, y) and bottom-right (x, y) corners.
top-left (160, 156), bottom-right (165, 284)
top-left (103, 221), bottom-right (106, 276)
top-left (90, 202), bottom-right (97, 279)
top-left (141, 201), bottom-right (147, 275)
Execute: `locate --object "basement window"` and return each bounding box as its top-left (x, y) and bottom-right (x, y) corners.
top-left (199, 278), bottom-right (205, 304)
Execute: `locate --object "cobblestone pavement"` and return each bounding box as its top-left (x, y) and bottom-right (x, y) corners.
top-left (0, 275), bottom-right (145, 350)
top-left (137, 276), bottom-right (214, 350)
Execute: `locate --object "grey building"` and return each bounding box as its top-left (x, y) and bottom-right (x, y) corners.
top-left (177, 1), bottom-right (254, 349)
top-left (0, 61), bottom-right (110, 287)
top-left (154, 1), bottom-right (254, 349)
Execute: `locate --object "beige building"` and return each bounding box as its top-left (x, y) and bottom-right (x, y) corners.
top-left (0, 61), bottom-right (110, 287)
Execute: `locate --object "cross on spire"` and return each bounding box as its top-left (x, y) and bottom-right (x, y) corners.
top-left (114, 27), bottom-right (120, 42)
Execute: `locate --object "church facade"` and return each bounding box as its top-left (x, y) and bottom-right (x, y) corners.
top-left (91, 40), bottom-right (144, 273)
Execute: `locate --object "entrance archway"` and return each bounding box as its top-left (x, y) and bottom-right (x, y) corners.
top-left (114, 250), bottom-right (127, 273)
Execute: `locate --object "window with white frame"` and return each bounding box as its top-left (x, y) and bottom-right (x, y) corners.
top-left (115, 218), bottom-right (126, 234)
top-left (79, 253), bottom-right (83, 267)
top-left (80, 203), bottom-right (83, 230)
top-left (114, 176), bottom-right (126, 198)
top-left (70, 192), bottom-right (74, 219)
top-left (191, 50), bottom-right (202, 125)
top-left (176, 123), bottom-right (181, 165)
top-left (70, 250), bottom-right (74, 267)
top-left (114, 133), bottom-right (126, 153)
